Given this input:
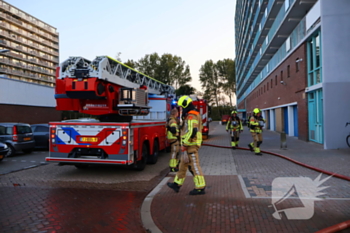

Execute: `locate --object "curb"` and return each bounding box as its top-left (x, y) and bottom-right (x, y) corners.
top-left (141, 177), bottom-right (170, 233)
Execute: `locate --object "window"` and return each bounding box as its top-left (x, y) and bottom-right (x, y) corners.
top-left (286, 37), bottom-right (291, 52)
top-left (307, 31), bottom-right (322, 86)
top-left (281, 70), bottom-right (284, 81)
top-left (287, 65), bottom-right (290, 77)
top-left (275, 75), bottom-right (277, 85)
top-left (271, 79), bottom-right (273, 88)
top-left (285, 0), bottom-right (290, 12)
top-left (296, 58), bottom-right (300, 72)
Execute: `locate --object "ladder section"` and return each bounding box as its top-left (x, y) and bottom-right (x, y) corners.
top-left (59, 56), bottom-right (175, 95)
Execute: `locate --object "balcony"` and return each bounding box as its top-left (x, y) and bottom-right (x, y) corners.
top-left (238, 0), bottom-right (317, 98)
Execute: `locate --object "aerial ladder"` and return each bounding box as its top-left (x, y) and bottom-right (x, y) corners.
top-left (55, 56), bottom-right (175, 120)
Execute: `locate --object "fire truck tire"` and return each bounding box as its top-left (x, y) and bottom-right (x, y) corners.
top-left (133, 144), bottom-right (148, 171)
top-left (147, 139), bottom-right (159, 164)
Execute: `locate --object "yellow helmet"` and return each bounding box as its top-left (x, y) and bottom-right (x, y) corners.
top-left (231, 110), bottom-right (237, 115)
top-left (177, 95), bottom-right (192, 108)
top-left (253, 108), bottom-right (261, 114)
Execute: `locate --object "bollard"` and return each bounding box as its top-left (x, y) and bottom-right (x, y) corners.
top-left (280, 131), bottom-right (287, 149)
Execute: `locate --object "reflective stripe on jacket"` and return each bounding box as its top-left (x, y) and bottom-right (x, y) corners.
top-left (167, 117), bottom-right (179, 141)
top-left (226, 116), bottom-right (243, 131)
top-left (249, 116), bottom-right (265, 133)
top-left (181, 110), bottom-right (202, 146)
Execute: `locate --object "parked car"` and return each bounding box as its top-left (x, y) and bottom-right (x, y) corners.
top-left (0, 142), bottom-right (9, 162)
top-left (0, 123), bottom-right (35, 157)
top-left (221, 115), bottom-right (230, 125)
top-left (31, 124), bottom-right (50, 149)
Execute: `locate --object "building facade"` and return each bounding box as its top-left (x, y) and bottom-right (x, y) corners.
top-left (0, 0), bottom-right (59, 86)
top-left (0, 0), bottom-right (61, 123)
top-left (235, 0), bottom-right (350, 149)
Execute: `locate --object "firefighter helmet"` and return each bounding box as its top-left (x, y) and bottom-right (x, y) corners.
top-left (177, 95), bottom-right (192, 108)
top-left (253, 108), bottom-right (261, 114)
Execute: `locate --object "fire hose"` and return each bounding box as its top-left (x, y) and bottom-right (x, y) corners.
top-left (202, 143), bottom-right (350, 233)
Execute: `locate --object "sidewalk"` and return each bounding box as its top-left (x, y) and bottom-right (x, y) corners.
top-left (142, 121), bottom-right (350, 233)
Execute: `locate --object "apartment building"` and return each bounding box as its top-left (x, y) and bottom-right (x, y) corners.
top-left (0, 0), bottom-right (59, 86)
top-left (235, 0), bottom-right (350, 149)
top-left (0, 0), bottom-right (61, 123)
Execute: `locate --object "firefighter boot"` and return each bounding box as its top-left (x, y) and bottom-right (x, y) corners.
top-left (189, 188), bottom-right (206, 195)
top-left (248, 143), bottom-right (254, 152)
top-left (231, 141), bottom-right (236, 150)
top-left (167, 182), bottom-right (181, 193)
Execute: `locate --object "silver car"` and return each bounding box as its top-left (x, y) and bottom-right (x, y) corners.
top-left (0, 123), bottom-right (35, 157)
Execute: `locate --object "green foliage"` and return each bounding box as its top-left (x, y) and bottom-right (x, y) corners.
top-left (175, 84), bottom-right (196, 96)
top-left (135, 53), bottom-right (192, 89)
top-left (199, 60), bottom-right (221, 107)
top-left (199, 58), bottom-right (236, 107)
top-left (124, 59), bottom-right (137, 69)
top-left (209, 105), bottom-right (236, 121)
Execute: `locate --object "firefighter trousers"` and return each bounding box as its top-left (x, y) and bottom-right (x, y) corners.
top-left (174, 145), bottom-right (206, 189)
top-left (169, 140), bottom-right (180, 169)
top-left (230, 129), bottom-right (241, 147)
top-left (250, 132), bottom-right (263, 153)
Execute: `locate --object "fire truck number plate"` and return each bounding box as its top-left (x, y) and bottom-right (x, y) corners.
top-left (80, 137), bottom-right (99, 142)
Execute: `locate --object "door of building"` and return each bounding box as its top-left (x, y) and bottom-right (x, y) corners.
top-left (308, 89), bottom-right (323, 143)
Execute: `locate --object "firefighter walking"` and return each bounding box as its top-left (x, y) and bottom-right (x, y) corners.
top-left (248, 108), bottom-right (265, 156)
top-left (167, 108), bottom-right (180, 172)
top-left (167, 95), bottom-right (206, 195)
top-left (226, 110), bottom-right (243, 149)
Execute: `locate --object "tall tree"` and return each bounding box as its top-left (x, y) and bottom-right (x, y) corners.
top-left (199, 60), bottom-right (221, 107)
top-left (175, 84), bottom-right (196, 96)
top-left (124, 59), bottom-right (138, 69)
top-left (136, 53), bottom-right (192, 88)
top-left (216, 59), bottom-right (236, 107)
top-left (137, 53), bottom-right (161, 80)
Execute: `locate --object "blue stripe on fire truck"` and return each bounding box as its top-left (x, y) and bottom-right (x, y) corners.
top-left (55, 127), bottom-right (91, 145)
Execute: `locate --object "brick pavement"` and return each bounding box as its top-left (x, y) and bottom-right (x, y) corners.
top-left (146, 121), bottom-right (350, 233)
top-left (0, 149), bottom-right (170, 233)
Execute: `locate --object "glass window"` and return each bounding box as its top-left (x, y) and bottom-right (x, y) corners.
top-left (286, 37), bottom-right (291, 52)
top-left (281, 70), bottom-right (283, 81)
top-left (315, 34), bottom-right (320, 68)
top-left (309, 40), bottom-right (314, 71)
top-left (285, 0), bottom-right (290, 12)
top-left (309, 73), bottom-right (314, 86)
top-left (35, 126), bottom-right (49, 132)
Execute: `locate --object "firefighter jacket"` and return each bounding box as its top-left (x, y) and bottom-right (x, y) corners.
top-left (226, 116), bottom-right (243, 131)
top-left (167, 116), bottom-right (179, 143)
top-left (181, 110), bottom-right (202, 147)
top-left (249, 116), bottom-right (265, 133)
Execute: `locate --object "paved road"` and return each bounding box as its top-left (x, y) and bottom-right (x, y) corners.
top-left (0, 150), bottom-right (48, 175)
top-left (0, 147), bottom-right (170, 233)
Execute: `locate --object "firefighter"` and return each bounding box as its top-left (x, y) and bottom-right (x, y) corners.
top-left (167, 95), bottom-right (206, 195)
top-left (167, 108), bottom-right (180, 172)
top-left (248, 108), bottom-right (265, 156)
top-left (226, 110), bottom-right (243, 149)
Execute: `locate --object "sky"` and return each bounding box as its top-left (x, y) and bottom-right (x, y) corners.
top-left (7, 0), bottom-right (236, 94)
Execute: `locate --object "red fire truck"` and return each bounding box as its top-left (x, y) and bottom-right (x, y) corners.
top-left (46, 56), bottom-right (175, 170)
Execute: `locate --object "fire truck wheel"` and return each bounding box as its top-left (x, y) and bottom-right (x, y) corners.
top-left (147, 139), bottom-right (159, 164)
top-left (132, 144), bottom-right (148, 171)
